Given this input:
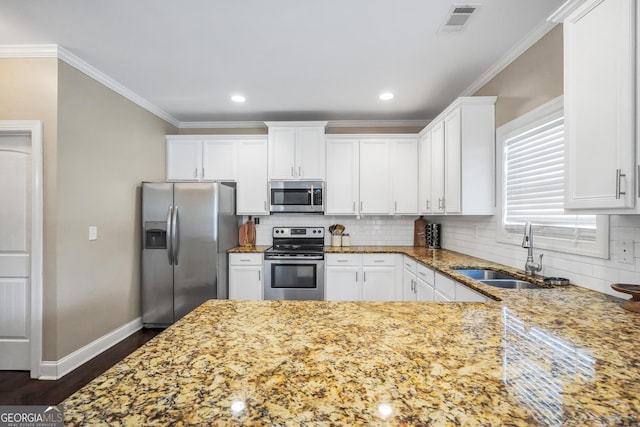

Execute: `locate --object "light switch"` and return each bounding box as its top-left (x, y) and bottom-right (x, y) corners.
top-left (89, 226), bottom-right (98, 241)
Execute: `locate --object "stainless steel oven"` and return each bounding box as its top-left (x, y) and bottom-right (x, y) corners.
top-left (264, 227), bottom-right (324, 300)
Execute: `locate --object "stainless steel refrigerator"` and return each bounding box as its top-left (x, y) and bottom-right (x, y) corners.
top-left (141, 182), bottom-right (238, 327)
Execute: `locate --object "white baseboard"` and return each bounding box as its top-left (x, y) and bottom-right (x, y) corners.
top-left (39, 317), bottom-right (142, 380)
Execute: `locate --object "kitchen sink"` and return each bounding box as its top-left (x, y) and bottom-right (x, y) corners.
top-left (454, 269), bottom-right (543, 290)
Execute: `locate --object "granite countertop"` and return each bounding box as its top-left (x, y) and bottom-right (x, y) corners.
top-left (64, 248), bottom-right (640, 426)
top-left (228, 245), bottom-right (270, 253)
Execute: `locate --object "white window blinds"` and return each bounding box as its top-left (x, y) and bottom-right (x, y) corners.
top-left (503, 113), bottom-right (597, 242)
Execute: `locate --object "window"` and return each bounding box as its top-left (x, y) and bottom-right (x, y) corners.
top-left (497, 96), bottom-right (608, 258)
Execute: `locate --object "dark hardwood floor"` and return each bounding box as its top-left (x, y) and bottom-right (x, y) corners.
top-left (0, 328), bottom-right (163, 405)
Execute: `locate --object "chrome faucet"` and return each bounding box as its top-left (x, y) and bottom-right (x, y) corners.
top-left (522, 222), bottom-right (543, 276)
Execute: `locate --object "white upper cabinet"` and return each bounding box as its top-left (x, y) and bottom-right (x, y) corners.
top-left (418, 97), bottom-right (496, 215)
top-left (325, 139), bottom-right (359, 215)
top-left (202, 139), bottom-right (238, 181)
top-left (166, 137), bottom-right (202, 181)
top-left (166, 136), bottom-right (239, 182)
top-left (391, 139), bottom-right (419, 214)
top-left (550, 0), bottom-right (636, 212)
top-left (266, 122), bottom-right (327, 180)
top-left (237, 138), bottom-right (269, 215)
top-left (359, 139), bottom-right (392, 214)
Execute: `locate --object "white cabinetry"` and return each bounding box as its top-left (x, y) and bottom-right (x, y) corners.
top-left (551, 0), bottom-right (637, 212)
top-left (392, 139), bottom-right (419, 214)
top-left (359, 140), bottom-right (392, 214)
top-left (325, 253), bottom-right (397, 301)
top-left (362, 254), bottom-right (397, 301)
top-left (415, 263), bottom-right (435, 302)
top-left (166, 138), bottom-right (203, 181)
top-left (266, 122), bottom-right (327, 180)
top-left (418, 97), bottom-right (496, 215)
top-left (325, 139), bottom-right (359, 215)
top-left (455, 283), bottom-right (489, 302)
top-left (237, 139), bottom-right (269, 215)
top-left (229, 253), bottom-right (263, 300)
top-left (166, 137), bottom-right (239, 182)
top-left (325, 254), bottom-right (361, 301)
top-left (402, 257), bottom-right (418, 301)
top-left (434, 271), bottom-right (489, 302)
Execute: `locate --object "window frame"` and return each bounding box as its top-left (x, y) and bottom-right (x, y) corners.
top-left (496, 96), bottom-right (609, 259)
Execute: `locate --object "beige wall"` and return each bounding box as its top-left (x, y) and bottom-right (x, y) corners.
top-left (55, 62), bottom-right (176, 358)
top-left (474, 25), bottom-right (563, 127)
top-left (0, 58), bottom-right (60, 360)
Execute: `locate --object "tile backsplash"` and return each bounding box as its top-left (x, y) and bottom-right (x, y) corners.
top-left (246, 215), bottom-right (415, 246)
top-left (244, 213), bottom-right (640, 299)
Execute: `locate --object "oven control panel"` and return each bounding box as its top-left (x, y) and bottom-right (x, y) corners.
top-left (272, 227), bottom-right (325, 238)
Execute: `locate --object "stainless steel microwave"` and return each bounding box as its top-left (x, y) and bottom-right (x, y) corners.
top-left (269, 181), bottom-right (324, 213)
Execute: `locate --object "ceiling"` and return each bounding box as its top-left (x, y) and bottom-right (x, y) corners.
top-left (0, 0), bottom-right (564, 125)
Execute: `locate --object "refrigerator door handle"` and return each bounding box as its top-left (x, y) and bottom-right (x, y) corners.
top-left (172, 205), bottom-right (180, 265)
top-left (166, 206), bottom-right (174, 265)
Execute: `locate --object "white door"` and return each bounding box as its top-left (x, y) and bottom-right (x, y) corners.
top-left (325, 139), bottom-right (359, 215)
top-left (391, 139), bottom-right (418, 214)
top-left (325, 266), bottom-right (360, 301)
top-left (295, 127), bottom-right (325, 180)
top-left (362, 267), bottom-right (395, 301)
top-left (166, 139), bottom-right (202, 181)
top-left (237, 139), bottom-right (269, 215)
top-left (0, 133), bottom-right (32, 370)
top-left (359, 140), bottom-right (391, 214)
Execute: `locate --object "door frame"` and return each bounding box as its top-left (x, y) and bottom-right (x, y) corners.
top-left (0, 120), bottom-right (43, 378)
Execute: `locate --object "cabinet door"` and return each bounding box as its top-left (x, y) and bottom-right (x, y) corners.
top-left (434, 272), bottom-right (455, 301)
top-left (415, 278), bottom-right (434, 302)
top-left (326, 139), bottom-right (359, 215)
top-left (444, 108), bottom-right (462, 213)
top-left (360, 140), bottom-right (391, 214)
top-left (455, 282), bottom-right (488, 302)
top-left (403, 270), bottom-right (417, 301)
top-left (563, 0), bottom-right (635, 210)
top-left (419, 132), bottom-right (434, 214)
top-left (237, 139), bottom-right (269, 215)
top-left (391, 139), bottom-right (419, 214)
top-left (430, 121), bottom-right (445, 213)
top-left (296, 127), bottom-right (325, 180)
top-left (268, 127), bottom-right (296, 180)
top-left (167, 139), bottom-right (202, 181)
top-left (362, 267), bottom-right (395, 301)
top-left (202, 139), bottom-right (238, 181)
top-left (229, 266), bottom-right (263, 300)
top-left (325, 266), bottom-right (360, 301)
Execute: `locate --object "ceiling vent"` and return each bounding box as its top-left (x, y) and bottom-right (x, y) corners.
top-left (438, 4), bottom-right (480, 33)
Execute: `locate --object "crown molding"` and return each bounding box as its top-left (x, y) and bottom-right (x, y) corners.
top-left (459, 19), bottom-right (559, 96)
top-left (179, 119), bottom-right (429, 129)
top-left (179, 121), bottom-right (267, 129)
top-left (548, 0), bottom-right (590, 22)
top-left (0, 44), bottom-right (180, 128)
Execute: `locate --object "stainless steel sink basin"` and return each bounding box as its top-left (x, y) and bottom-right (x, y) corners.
top-left (454, 269), bottom-right (542, 290)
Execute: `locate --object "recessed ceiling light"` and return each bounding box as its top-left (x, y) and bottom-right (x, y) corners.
top-left (231, 95), bottom-right (246, 103)
top-left (379, 92), bottom-right (394, 101)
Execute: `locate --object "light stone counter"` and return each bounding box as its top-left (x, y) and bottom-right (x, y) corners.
top-left (64, 248), bottom-right (640, 426)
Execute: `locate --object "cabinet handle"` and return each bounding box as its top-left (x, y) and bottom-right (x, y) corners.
top-left (258, 270), bottom-right (261, 280)
top-left (353, 201), bottom-right (356, 212)
top-left (240, 259), bottom-right (251, 262)
top-left (299, 166), bottom-right (302, 177)
top-left (356, 271), bottom-right (358, 282)
top-left (194, 168), bottom-right (198, 178)
top-left (395, 201), bottom-right (398, 212)
top-left (426, 200), bottom-right (430, 210)
top-left (373, 260), bottom-right (385, 263)
top-left (264, 201), bottom-right (267, 211)
top-left (291, 166), bottom-right (294, 177)
top-left (616, 169), bottom-right (626, 199)
top-left (637, 165), bottom-right (640, 198)
top-left (337, 259), bottom-right (348, 263)
top-left (360, 201), bottom-right (363, 211)
top-left (411, 280), bottom-right (415, 292)
top-left (202, 168), bottom-right (205, 178)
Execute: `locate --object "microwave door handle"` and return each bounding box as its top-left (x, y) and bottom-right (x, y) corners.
top-left (166, 206), bottom-right (173, 265)
top-left (310, 185), bottom-right (314, 206)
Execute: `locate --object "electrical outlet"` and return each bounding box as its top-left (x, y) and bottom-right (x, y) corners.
top-left (620, 240), bottom-right (634, 264)
top-left (89, 226), bottom-right (98, 241)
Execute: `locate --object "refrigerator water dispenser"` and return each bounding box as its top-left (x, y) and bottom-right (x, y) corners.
top-left (145, 221), bottom-right (167, 249)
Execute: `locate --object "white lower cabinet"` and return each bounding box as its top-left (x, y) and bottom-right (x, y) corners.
top-left (325, 253), bottom-right (397, 301)
top-left (415, 263), bottom-right (435, 302)
top-left (434, 271), bottom-right (489, 302)
top-left (229, 254), bottom-right (263, 300)
top-left (402, 257), bottom-right (418, 301)
top-left (455, 282), bottom-right (489, 302)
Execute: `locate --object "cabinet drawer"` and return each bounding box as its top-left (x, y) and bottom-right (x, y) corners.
top-left (402, 256), bottom-right (417, 273)
top-left (229, 253), bottom-right (263, 265)
top-left (417, 264), bottom-right (435, 285)
top-left (326, 254), bottom-right (361, 266)
top-left (362, 254), bottom-right (396, 266)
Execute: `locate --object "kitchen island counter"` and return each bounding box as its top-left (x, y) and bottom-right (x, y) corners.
top-left (64, 249), bottom-right (640, 426)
